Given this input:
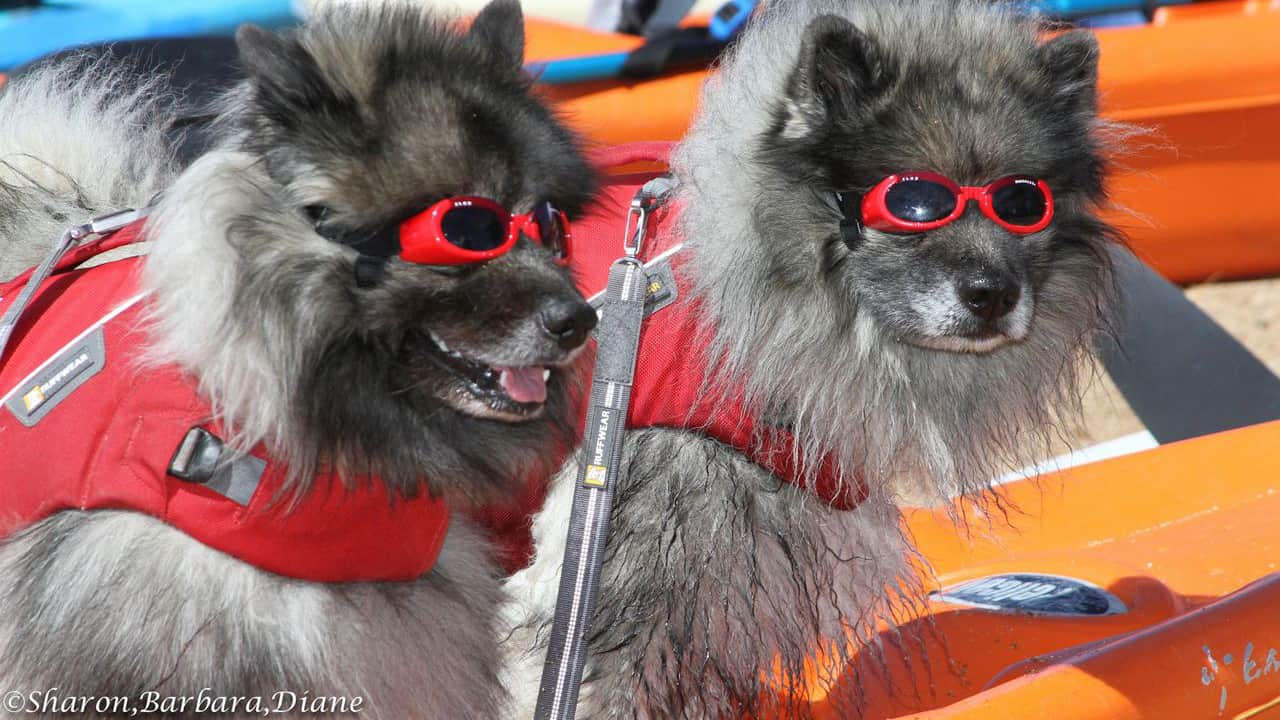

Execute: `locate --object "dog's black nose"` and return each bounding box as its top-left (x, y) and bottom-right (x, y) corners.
top-left (540, 299), bottom-right (598, 349)
top-left (958, 273), bottom-right (1021, 322)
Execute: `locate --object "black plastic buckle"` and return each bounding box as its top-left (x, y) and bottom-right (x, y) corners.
top-left (167, 427), bottom-right (265, 506)
top-left (167, 427), bottom-right (225, 483)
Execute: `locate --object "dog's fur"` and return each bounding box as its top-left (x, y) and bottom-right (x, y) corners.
top-left (0, 2), bottom-right (595, 717)
top-left (502, 1), bottom-right (1127, 717)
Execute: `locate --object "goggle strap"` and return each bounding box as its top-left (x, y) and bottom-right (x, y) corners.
top-left (358, 223), bottom-right (404, 259)
top-left (354, 254), bottom-right (390, 288)
top-left (834, 191), bottom-right (864, 250)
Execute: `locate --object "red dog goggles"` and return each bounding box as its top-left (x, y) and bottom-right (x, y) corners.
top-left (400, 197), bottom-right (571, 266)
top-left (333, 197), bottom-right (572, 267)
top-left (857, 172), bottom-right (1054, 235)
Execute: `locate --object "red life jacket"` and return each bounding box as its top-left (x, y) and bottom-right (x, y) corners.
top-left (0, 222), bottom-right (450, 583)
top-left (479, 143), bottom-right (865, 571)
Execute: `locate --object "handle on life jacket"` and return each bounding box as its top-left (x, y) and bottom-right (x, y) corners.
top-left (0, 213), bottom-right (151, 295)
top-left (588, 141), bottom-right (674, 174)
top-left (0, 208), bottom-right (152, 365)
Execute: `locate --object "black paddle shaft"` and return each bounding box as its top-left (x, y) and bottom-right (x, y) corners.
top-left (1098, 247), bottom-right (1280, 444)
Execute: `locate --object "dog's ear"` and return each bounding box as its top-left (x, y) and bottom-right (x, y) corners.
top-left (1038, 30), bottom-right (1100, 113)
top-left (236, 24), bottom-right (333, 111)
top-left (469, 0), bottom-right (526, 70)
top-left (782, 15), bottom-right (890, 138)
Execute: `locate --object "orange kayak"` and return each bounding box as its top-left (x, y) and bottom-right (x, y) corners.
top-left (768, 417), bottom-right (1280, 719)
top-left (527, 2), bottom-right (1280, 284)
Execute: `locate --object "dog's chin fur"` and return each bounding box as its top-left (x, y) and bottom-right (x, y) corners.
top-left (504, 1), bottom-right (1131, 718)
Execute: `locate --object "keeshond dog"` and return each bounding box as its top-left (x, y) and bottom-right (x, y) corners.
top-left (502, 0), bottom-right (1125, 717)
top-left (0, 1), bottom-right (595, 717)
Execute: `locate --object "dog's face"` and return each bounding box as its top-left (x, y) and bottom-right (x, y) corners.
top-left (233, 0), bottom-right (595, 425)
top-left (762, 15), bottom-right (1111, 355)
top-left (146, 0), bottom-right (606, 499)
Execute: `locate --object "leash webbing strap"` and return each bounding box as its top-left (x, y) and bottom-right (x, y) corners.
top-left (534, 187), bottom-right (660, 720)
top-left (0, 205), bottom-right (149, 364)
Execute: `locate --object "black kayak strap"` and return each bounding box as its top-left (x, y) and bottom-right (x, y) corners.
top-left (619, 26), bottom-right (725, 79)
top-left (1098, 247), bottom-right (1280, 443)
top-left (533, 186), bottom-right (662, 720)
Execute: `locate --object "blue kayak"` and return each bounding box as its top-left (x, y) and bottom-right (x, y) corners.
top-left (0, 0), bottom-right (297, 70)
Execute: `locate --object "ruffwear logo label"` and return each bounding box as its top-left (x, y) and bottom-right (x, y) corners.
top-left (584, 465), bottom-right (608, 488)
top-left (591, 409), bottom-right (612, 465)
top-left (4, 328), bottom-right (106, 427)
top-left (22, 386), bottom-right (45, 412)
top-left (21, 349), bottom-right (91, 412)
top-left (583, 407), bottom-right (613, 489)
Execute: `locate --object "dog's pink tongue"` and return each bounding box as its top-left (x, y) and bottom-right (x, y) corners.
top-left (498, 366), bottom-right (547, 404)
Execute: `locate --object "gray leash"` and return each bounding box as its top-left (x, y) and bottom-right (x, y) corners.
top-left (533, 182), bottom-right (668, 720)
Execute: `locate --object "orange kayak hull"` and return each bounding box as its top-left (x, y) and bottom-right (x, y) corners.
top-left (784, 418), bottom-right (1280, 719)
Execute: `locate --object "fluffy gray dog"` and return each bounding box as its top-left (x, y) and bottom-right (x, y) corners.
top-left (502, 0), bottom-right (1127, 717)
top-left (0, 1), bottom-right (596, 717)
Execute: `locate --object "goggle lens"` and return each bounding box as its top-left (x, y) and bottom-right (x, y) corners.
top-left (884, 180), bottom-right (957, 223)
top-left (440, 205), bottom-right (507, 251)
top-left (991, 180), bottom-right (1048, 227)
